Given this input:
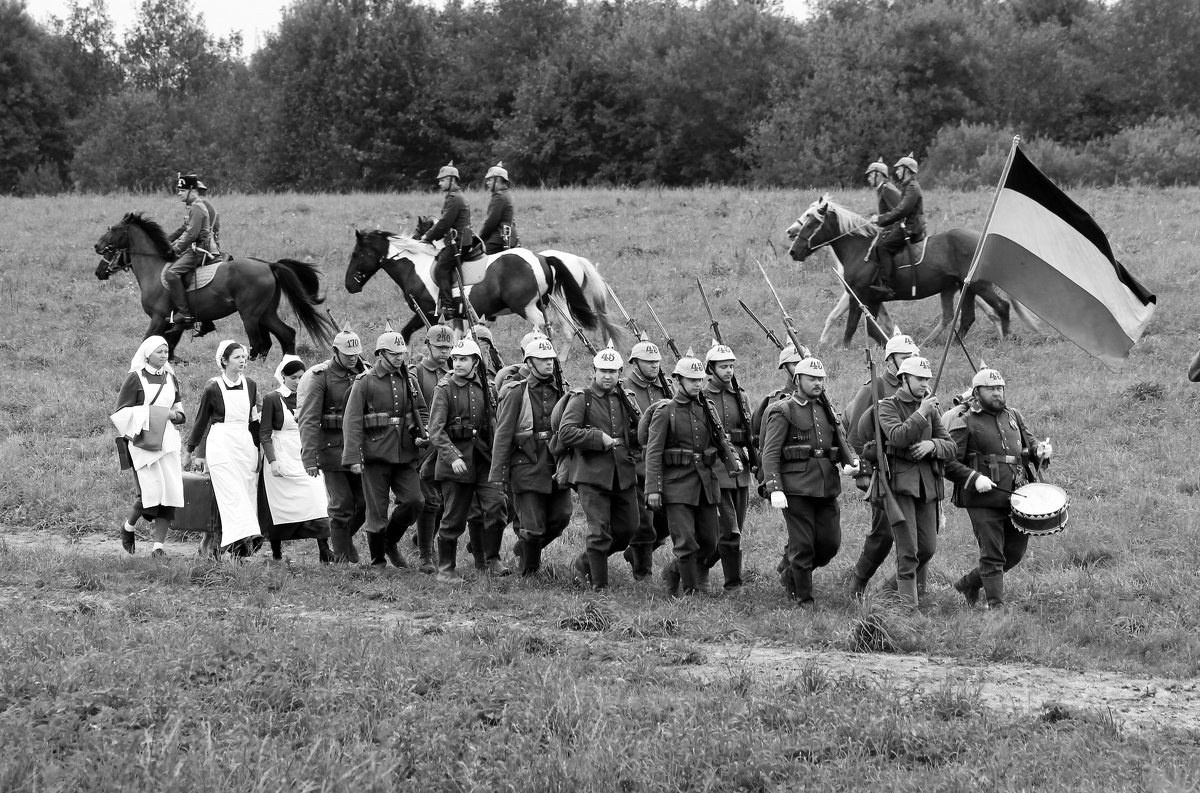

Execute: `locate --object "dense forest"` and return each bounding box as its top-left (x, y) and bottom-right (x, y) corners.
top-left (3, 0), bottom-right (1198, 194)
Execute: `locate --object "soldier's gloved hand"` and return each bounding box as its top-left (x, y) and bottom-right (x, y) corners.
top-left (840, 460), bottom-right (860, 476)
top-left (974, 474), bottom-right (995, 493)
top-left (350, 463), bottom-right (363, 475)
top-left (727, 460), bottom-right (743, 476)
top-left (770, 491), bottom-right (788, 509)
top-left (306, 466), bottom-right (320, 477)
top-left (600, 432), bottom-right (616, 450)
top-left (646, 493), bottom-right (662, 511)
top-left (1036, 439), bottom-right (1053, 460)
top-left (451, 458), bottom-right (468, 475)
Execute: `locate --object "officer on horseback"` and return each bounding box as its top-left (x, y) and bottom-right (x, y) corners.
top-left (479, 162), bottom-right (518, 255)
top-left (869, 154), bottom-right (925, 299)
top-left (421, 162), bottom-right (474, 318)
top-left (166, 172), bottom-right (217, 329)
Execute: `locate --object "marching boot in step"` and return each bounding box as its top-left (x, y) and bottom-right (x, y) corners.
top-left (468, 524), bottom-right (486, 570)
top-left (573, 552), bottom-right (592, 588)
top-left (329, 526), bottom-right (353, 563)
top-left (436, 538), bottom-right (464, 584)
top-left (954, 569), bottom-right (983, 608)
top-left (586, 550), bottom-right (609, 591)
top-left (915, 564), bottom-right (929, 600)
top-left (519, 538), bottom-right (542, 577)
top-left (483, 526), bottom-right (511, 576)
top-left (790, 568), bottom-right (814, 606)
top-left (416, 512), bottom-right (437, 574)
top-left (896, 577), bottom-right (919, 609)
top-left (367, 531), bottom-right (389, 569)
top-left (661, 559), bottom-right (681, 596)
top-left (721, 549), bottom-right (743, 590)
top-left (316, 538), bottom-right (333, 565)
top-left (982, 573), bottom-right (1005, 610)
top-left (677, 558), bottom-right (702, 596)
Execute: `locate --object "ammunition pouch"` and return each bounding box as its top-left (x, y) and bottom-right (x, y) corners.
top-left (363, 412), bottom-right (401, 429)
top-left (663, 447), bottom-right (717, 467)
top-left (782, 444), bottom-right (838, 462)
top-left (321, 412), bottom-right (344, 430)
top-left (728, 427), bottom-right (747, 444)
top-left (447, 419), bottom-right (477, 441)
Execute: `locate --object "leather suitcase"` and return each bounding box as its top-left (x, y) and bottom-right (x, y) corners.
top-left (172, 471), bottom-right (219, 533)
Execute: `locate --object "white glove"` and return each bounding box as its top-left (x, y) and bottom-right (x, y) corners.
top-left (1036, 439), bottom-right (1053, 460)
top-left (770, 491), bottom-right (788, 509)
top-left (974, 474), bottom-right (995, 493)
top-left (840, 460), bottom-right (860, 476)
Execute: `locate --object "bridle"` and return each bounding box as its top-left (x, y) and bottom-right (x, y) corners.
top-left (791, 205), bottom-right (877, 260)
top-left (97, 243), bottom-right (132, 276)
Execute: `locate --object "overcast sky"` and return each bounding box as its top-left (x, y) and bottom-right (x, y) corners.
top-left (30, 0), bottom-right (810, 53)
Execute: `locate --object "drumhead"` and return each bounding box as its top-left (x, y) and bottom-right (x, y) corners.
top-left (1011, 483), bottom-right (1068, 517)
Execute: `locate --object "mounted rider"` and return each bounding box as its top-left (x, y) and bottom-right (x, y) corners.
top-left (478, 162), bottom-right (518, 255)
top-left (421, 162), bottom-right (475, 318)
top-left (866, 158), bottom-right (900, 216)
top-left (869, 154), bottom-right (925, 299)
top-left (166, 172), bottom-right (218, 328)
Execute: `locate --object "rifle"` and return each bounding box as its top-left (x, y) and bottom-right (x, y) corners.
top-left (696, 279), bottom-right (758, 472)
top-left (645, 297), bottom-right (740, 475)
top-left (865, 347), bottom-right (906, 527)
top-left (399, 360), bottom-right (429, 445)
top-left (738, 300), bottom-right (785, 351)
top-left (548, 293), bottom-right (640, 438)
top-left (453, 267), bottom-right (496, 442)
top-left (608, 284), bottom-right (672, 396)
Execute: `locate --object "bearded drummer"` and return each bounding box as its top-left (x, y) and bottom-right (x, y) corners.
top-left (943, 368), bottom-right (1052, 610)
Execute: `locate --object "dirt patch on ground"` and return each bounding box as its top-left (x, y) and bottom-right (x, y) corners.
top-left (8, 531), bottom-right (1200, 735)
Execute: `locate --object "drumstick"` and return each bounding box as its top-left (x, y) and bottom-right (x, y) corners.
top-left (987, 484), bottom-right (1026, 498)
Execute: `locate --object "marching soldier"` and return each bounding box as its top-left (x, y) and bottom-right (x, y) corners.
top-left (869, 154), bottom-right (925, 299)
top-left (844, 333), bottom-right (919, 595)
top-left (645, 352), bottom-right (742, 596)
top-left (750, 343), bottom-right (809, 446)
top-left (489, 336), bottom-right (572, 576)
top-left (428, 337), bottom-right (508, 582)
top-left (479, 162), bottom-right (518, 254)
top-left (165, 172), bottom-right (215, 329)
top-left (296, 326), bottom-right (368, 563)
top-left (494, 330), bottom-right (547, 391)
top-left (557, 345), bottom-right (640, 591)
top-left (700, 343), bottom-right (753, 591)
top-left (421, 162), bottom-right (474, 317)
top-left (412, 323), bottom-right (457, 572)
top-left (943, 368), bottom-right (1053, 610)
top-left (621, 340), bottom-right (672, 581)
top-left (762, 357), bottom-right (858, 606)
top-left (341, 329), bottom-right (428, 569)
top-left (876, 356), bottom-right (957, 607)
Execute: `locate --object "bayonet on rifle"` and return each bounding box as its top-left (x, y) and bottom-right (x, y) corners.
top-left (643, 300), bottom-right (682, 360)
top-left (696, 279), bottom-right (759, 472)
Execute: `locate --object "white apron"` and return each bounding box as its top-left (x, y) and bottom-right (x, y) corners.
top-left (206, 378), bottom-right (261, 548)
top-left (263, 393), bottom-right (328, 524)
top-left (120, 372), bottom-right (185, 509)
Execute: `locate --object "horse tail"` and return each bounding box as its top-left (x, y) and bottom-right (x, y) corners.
top-left (548, 254), bottom-right (624, 347)
top-left (270, 259), bottom-right (335, 346)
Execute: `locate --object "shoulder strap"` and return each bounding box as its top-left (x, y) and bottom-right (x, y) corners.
top-left (139, 372), bottom-right (168, 406)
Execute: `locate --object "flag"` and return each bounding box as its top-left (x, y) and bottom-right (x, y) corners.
top-left (968, 145), bottom-right (1156, 368)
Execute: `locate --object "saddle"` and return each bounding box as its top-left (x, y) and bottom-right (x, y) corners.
top-left (159, 259), bottom-right (225, 292)
top-left (894, 237), bottom-right (928, 270)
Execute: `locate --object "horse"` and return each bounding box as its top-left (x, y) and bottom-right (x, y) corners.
top-left (344, 226), bottom-right (624, 348)
top-left (787, 196), bottom-right (1018, 347)
top-left (95, 212), bottom-right (334, 360)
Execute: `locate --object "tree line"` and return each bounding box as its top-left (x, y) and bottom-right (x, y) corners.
top-left (3, 0), bottom-right (1198, 194)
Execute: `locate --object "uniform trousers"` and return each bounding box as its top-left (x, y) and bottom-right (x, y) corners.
top-left (966, 507), bottom-right (1029, 580)
top-left (781, 495), bottom-right (842, 602)
top-left (666, 501), bottom-right (718, 565)
top-left (702, 486), bottom-right (747, 578)
top-left (439, 481), bottom-right (507, 561)
top-left (852, 504), bottom-right (893, 584)
top-left (324, 470), bottom-right (365, 559)
top-left (892, 493), bottom-right (937, 583)
top-left (624, 473), bottom-right (669, 576)
top-left (514, 487), bottom-right (574, 549)
top-left (362, 463), bottom-right (423, 542)
top-left (575, 483), bottom-right (638, 557)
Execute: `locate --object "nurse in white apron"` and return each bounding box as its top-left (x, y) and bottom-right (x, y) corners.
top-left (111, 335), bottom-right (186, 557)
top-left (185, 340), bottom-right (262, 556)
top-left (259, 355), bottom-right (332, 562)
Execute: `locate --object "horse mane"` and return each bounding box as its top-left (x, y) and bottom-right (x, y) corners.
top-left (820, 200), bottom-right (876, 238)
top-left (123, 212), bottom-right (175, 258)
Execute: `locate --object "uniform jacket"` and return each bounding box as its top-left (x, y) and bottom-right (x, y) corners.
top-left (558, 382), bottom-right (638, 491)
top-left (427, 188), bottom-right (472, 244)
top-left (414, 357), bottom-right (446, 405)
top-left (489, 372), bottom-right (562, 493)
top-left (876, 181), bottom-right (901, 215)
top-left (942, 402), bottom-right (1038, 509)
top-left (876, 388), bottom-right (956, 501)
top-left (169, 199), bottom-right (214, 255)
top-left (296, 357), bottom-right (366, 471)
top-left (428, 373), bottom-right (495, 482)
top-left (875, 179), bottom-right (925, 242)
top-left (644, 393), bottom-right (725, 506)
top-left (479, 189), bottom-right (516, 252)
top-left (341, 362), bottom-right (428, 467)
top-left (751, 384), bottom-right (793, 446)
top-left (845, 370), bottom-right (901, 453)
top-left (623, 369), bottom-right (671, 476)
top-left (704, 380), bottom-right (752, 488)
top-left (494, 362), bottom-right (529, 392)
top-left (761, 395), bottom-right (853, 498)
top-left (199, 197), bottom-right (221, 254)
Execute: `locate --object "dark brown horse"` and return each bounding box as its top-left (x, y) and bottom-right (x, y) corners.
top-left (95, 212), bottom-right (334, 359)
top-left (786, 196), bottom-right (1021, 347)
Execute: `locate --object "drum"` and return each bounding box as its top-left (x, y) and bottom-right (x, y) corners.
top-left (172, 471), bottom-right (219, 533)
top-left (1010, 482), bottom-right (1069, 536)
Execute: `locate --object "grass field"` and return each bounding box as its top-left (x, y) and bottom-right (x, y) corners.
top-left (1, 186), bottom-right (1199, 789)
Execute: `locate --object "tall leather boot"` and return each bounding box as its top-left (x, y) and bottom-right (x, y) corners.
top-left (721, 549), bottom-right (743, 591)
top-left (416, 512), bottom-right (437, 574)
top-left (897, 577), bottom-right (919, 609)
top-left (520, 538), bottom-right (542, 577)
top-left (587, 550), bottom-right (609, 591)
top-left (483, 526), bottom-right (510, 576)
top-left (329, 525), bottom-right (353, 563)
top-left (869, 252), bottom-right (896, 298)
top-left (436, 538), bottom-right (464, 584)
top-left (366, 531), bottom-right (388, 569)
top-left (982, 573), bottom-right (1004, 610)
top-left (626, 544), bottom-right (653, 581)
top-left (953, 569), bottom-right (983, 607)
top-left (677, 557), bottom-right (702, 596)
top-left (661, 559), bottom-right (681, 596)
top-left (468, 523), bottom-right (485, 570)
top-left (915, 564), bottom-right (929, 600)
top-left (791, 568), bottom-right (814, 605)
top-left (316, 538), bottom-right (332, 565)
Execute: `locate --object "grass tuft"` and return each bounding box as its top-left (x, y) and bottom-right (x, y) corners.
top-left (557, 599), bottom-right (615, 632)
